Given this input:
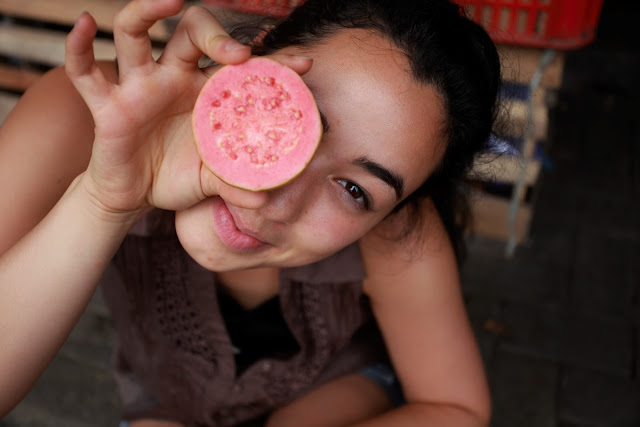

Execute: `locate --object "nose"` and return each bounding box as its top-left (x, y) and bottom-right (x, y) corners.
top-left (258, 171), bottom-right (311, 224)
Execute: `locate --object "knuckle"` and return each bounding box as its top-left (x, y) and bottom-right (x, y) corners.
top-left (113, 0), bottom-right (148, 30)
top-left (182, 5), bottom-right (208, 23)
top-left (180, 8), bottom-right (229, 51)
top-left (113, 8), bottom-right (130, 30)
top-left (209, 33), bottom-right (230, 47)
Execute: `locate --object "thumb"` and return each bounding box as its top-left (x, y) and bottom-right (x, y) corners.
top-left (200, 167), bottom-right (268, 210)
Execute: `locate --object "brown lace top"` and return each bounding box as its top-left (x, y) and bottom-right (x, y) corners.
top-left (101, 211), bottom-right (385, 426)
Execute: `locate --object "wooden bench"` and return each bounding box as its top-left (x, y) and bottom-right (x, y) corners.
top-left (0, 0), bottom-right (170, 95)
top-left (0, 1), bottom-right (154, 122)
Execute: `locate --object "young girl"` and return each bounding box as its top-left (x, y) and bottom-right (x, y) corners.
top-left (0, 0), bottom-right (501, 425)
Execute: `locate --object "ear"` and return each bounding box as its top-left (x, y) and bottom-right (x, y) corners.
top-left (249, 25), bottom-right (275, 48)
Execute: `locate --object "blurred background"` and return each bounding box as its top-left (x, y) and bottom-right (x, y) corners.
top-left (0, 0), bottom-right (638, 425)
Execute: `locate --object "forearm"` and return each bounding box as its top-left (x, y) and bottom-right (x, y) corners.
top-left (352, 402), bottom-right (490, 427)
top-left (0, 173), bottom-right (142, 415)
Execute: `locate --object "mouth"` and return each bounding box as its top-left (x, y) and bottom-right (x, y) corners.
top-left (211, 197), bottom-right (269, 252)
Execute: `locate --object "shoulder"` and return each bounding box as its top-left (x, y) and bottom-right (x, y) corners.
top-left (14, 60), bottom-right (117, 125)
top-left (359, 197), bottom-right (458, 299)
top-left (0, 61), bottom-right (118, 254)
top-left (357, 200), bottom-right (491, 419)
top-left (1, 60), bottom-right (118, 154)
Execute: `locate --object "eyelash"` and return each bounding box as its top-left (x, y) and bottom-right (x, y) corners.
top-left (336, 179), bottom-right (370, 210)
top-left (320, 113), bottom-right (330, 133)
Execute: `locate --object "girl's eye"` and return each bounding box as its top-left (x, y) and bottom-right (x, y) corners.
top-left (337, 179), bottom-right (369, 209)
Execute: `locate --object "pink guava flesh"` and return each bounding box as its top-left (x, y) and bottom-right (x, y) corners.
top-left (192, 57), bottom-right (322, 191)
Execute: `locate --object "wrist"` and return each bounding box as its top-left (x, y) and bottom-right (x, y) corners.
top-left (71, 172), bottom-right (152, 230)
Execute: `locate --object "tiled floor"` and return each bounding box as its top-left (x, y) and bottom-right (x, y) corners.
top-left (2, 0), bottom-right (639, 426)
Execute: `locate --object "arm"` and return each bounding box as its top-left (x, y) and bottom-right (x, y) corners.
top-left (0, 168), bottom-right (139, 414)
top-left (0, 0), bottom-right (260, 415)
top-left (356, 199), bottom-right (491, 426)
top-left (266, 200), bottom-right (490, 427)
top-left (0, 0), bottom-right (312, 416)
top-left (0, 58), bottom-right (125, 416)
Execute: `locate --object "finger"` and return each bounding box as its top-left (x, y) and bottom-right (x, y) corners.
top-left (201, 168), bottom-right (268, 209)
top-left (159, 6), bottom-right (250, 70)
top-left (201, 54), bottom-right (313, 80)
top-left (265, 53), bottom-right (313, 76)
top-left (65, 12), bottom-right (111, 103)
top-left (112, 0), bottom-right (184, 73)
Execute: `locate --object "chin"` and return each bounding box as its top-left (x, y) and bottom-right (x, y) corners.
top-left (174, 202), bottom-right (264, 272)
top-left (176, 228), bottom-right (253, 272)
top-left (175, 201), bottom-right (224, 270)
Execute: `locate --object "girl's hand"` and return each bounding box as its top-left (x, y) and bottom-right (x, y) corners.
top-left (65, 0), bottom-right (312, 220)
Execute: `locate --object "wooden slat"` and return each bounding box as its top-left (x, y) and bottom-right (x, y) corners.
top-left (500, 89), bottom-right (548, 143)
top-left (0, 0), bottom-right (171, 41)
top-left (0, 64), bottom-right (43, 92)
top-left (498, 45), bottom-right (565, 89)
top-left (0, 91), bottom-right (20, 125)
top-left (470, 192), bottom-right (532, 243)
top-left (0, 24), bottom-right (163, 68)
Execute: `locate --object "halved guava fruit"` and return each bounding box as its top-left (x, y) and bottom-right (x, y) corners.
top-left (192, 57), bottom-right (322, 191)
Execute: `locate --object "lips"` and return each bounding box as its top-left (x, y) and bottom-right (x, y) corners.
top-left (211, 197), bottom-right (268, 252)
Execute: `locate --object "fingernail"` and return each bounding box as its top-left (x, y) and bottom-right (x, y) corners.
top-left (224, 40), bottom-right (248, 52)
top-left (73, 11), bottom-right (87, 26)
top-left (71, 11), bottom-right (92, 33)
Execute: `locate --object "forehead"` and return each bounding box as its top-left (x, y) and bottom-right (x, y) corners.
top-left (283, 29), bottom-right (447, 194)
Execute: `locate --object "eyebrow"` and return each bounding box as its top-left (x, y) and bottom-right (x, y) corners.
top-left (353, 157), bottom-right (404, 201)
top-left (314, 105), bottom-right (404, 200)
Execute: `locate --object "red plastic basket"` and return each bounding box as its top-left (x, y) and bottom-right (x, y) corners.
top-left (201, 0), bottom-right (303, 17)
top-left (453, 0), bottom-right (604, 49)
top-left (201, 0), bottom-right (604, 49)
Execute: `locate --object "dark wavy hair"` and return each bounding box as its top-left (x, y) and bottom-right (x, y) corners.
top-left (242, 0), bottom-right (502, 263)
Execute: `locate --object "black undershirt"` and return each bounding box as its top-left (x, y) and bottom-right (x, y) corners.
top-left (217, 288), bottom-right (301, 375)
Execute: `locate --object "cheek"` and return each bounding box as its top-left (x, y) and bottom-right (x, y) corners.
top-left (295, 202), bottom-right (373, 258)
top-left (174, 200), bottom-right (219, 265)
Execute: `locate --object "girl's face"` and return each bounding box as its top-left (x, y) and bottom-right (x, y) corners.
top-left (175, 29), bottom-right (446, 271)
